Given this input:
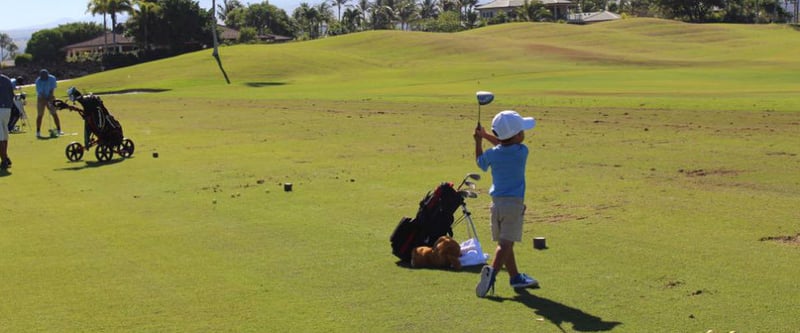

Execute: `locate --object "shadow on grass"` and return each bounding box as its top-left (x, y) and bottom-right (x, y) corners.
top-left (94, 88), bottom-right (171, 95)
top-left (487, 289), bottom-right (622, 332)
top-left (55, 158), bottom-right (127, 171)
top-left (245, 82), bottom-right (287, 88)
top-left (394, 260), bottom-right (494, 274)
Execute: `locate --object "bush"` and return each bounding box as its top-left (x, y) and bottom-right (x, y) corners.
top-left (420, 11), bottom-right (465, 32)
top-left (102, 52), bottom-right (140, 69)
top-left (14, 53), bottom-right (33, 66)
top-left (238, 27), bottom-right (257, 43)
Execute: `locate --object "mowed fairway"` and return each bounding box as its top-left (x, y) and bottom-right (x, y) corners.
top-left (1, 18), bottom-right (798, 332)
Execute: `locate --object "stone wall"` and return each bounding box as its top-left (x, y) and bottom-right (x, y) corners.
top-left (1, 61), bottom-right (104, 86)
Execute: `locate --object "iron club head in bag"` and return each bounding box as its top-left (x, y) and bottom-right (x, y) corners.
top-left (457, 173), bottom-right (481, 191)
top-left (476, 91), bottom-right (494, 127)
top-left (459, 190), bottom-right (478, 199)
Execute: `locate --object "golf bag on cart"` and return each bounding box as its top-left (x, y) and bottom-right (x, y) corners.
top-left (53, 87), bottom-right (135, 162)
top-left (74, 93), bottom-right (123, 147)
top-left (390, 182), bottom-right (465, 262)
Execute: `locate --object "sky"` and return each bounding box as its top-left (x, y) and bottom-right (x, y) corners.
top-left (0, 0), bottom-right (303, 31)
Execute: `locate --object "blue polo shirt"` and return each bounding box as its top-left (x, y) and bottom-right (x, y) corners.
top-left (36, 75), bottom-right (57, 99)
top-left (476, 143), bottom-right (529, 198)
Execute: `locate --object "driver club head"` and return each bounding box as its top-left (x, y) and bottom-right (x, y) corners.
top-left (466, 173), bottom-right (481, 181)
top-left (476, 91), bottom-right (494, 106)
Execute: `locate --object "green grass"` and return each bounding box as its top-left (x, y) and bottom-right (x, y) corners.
top-left (2, 18), bottom-right (799, 332)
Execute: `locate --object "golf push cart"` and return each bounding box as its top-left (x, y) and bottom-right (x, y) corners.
top-left (8, 77), bottom-right (30, 134)
top-left (52, 87), bottom-right (135, 162)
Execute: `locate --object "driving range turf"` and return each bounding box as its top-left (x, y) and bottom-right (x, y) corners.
top-left (1, 18), bottom-right (798, 332)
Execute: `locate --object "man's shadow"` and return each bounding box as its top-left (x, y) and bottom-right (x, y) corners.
top-left (488, 288), bottom-right (622, 332)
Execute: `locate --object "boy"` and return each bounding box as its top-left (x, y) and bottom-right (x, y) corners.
top-left (473, 110), bottom-right (539, 298)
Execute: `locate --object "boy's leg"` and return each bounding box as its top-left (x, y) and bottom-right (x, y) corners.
top-left (493, 197), bottom-right (539, 288)
top-left (501, 241), bottom-right (518, 277)
top-left (491, 239), bottom-right (515, 276)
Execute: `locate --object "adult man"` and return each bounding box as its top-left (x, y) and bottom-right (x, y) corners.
top-left (35, 69), bottom-right (62, 138)
top-left (0, 73), bottom-right (14, 168)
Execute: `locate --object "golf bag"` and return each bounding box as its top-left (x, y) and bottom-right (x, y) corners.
top-left (390, 182), bottom-right (465, 262)
top-left (8, 93), bottom-right (27, 132)
top-left (74, 94), bottom-right (123, 147)
top-left (8, 104), bottom-right (20, 131)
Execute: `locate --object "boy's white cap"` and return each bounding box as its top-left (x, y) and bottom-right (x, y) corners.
top-left (492, 110), bottom-right (536, 140)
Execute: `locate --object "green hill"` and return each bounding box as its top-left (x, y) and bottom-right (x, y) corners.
top-left (72, 19), bottom-right (800, 111)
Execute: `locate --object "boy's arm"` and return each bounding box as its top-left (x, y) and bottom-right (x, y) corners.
top-left (474, 128), bottom-right (484, 159)
top-left (476, 125), bottom-right (500, 146)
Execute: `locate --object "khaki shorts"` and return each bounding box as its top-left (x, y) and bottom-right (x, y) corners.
top-left (0, 108), bottom-right (10, 140)
top-left (37, 97), bottom-right (56, 116)
top-left (490, 197), bottom-right (526, 242)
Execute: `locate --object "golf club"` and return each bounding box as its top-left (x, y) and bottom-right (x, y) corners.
top-left (457, 172), bottom-right (481, 191)
top-left (476, 91), bottom-right (494, 127)
top-left (458, 190), bottom-right (478, 199)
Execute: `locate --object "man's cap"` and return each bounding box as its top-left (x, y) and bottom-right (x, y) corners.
top-left (491, 110), bottom-right (536, 140)
top-left (39, 69), bottom-right (49, 79)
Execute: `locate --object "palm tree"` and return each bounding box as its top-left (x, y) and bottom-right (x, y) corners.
top-left (342, 7), bottom-right (363, 31)
top-left (440, 0), bottom-right (459, 12)
top-left (331, 0), bottom-right (351, 21)
top-left (294, 3), bottom-right (319, 38)
top-left (355, 0), bottom-right (371, 29)
top-left (515, 0), bottom-right (536, 21)
top-left (395, 0), bottom-right (419, 30)
top-left (371, 0), bottom-right (398, 29)
top-left (316, 2), bottom-right (334, 36)
top-left (217, 0), bottom-right (244, 22)
top-left (418, 0), bottom-right (440, 19)
top-left (458, 0), bottom-right (478, 22)
top-left (133, 0), bottom-right (161, 54)
top-left (107, 0), bottom-right (134, 50)
top-left (87, 0), bottom-right (110, 53)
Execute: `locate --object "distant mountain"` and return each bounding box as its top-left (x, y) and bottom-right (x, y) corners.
top-left (2, 16), bottom-right (104, 53)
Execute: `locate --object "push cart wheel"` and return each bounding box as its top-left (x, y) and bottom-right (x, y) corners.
top-left (95, 145), bottom-right (114, 162)
top-left (118, 138), bottom-right (135, 158)
top-left (65, 142), bottom-right (84, 162)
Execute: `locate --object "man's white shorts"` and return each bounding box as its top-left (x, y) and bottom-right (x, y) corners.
top-left (0, 107), bottom-right (10, 140)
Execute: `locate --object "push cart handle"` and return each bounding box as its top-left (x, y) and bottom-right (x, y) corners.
top-left (52, 99), bottom-right (82, 112)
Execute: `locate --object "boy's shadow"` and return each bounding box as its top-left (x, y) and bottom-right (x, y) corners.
top-left (489, 289), bottom-right (621, 332)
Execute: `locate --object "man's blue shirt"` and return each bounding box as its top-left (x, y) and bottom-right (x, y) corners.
top-left (36, 75), bottom-right (57, 98)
